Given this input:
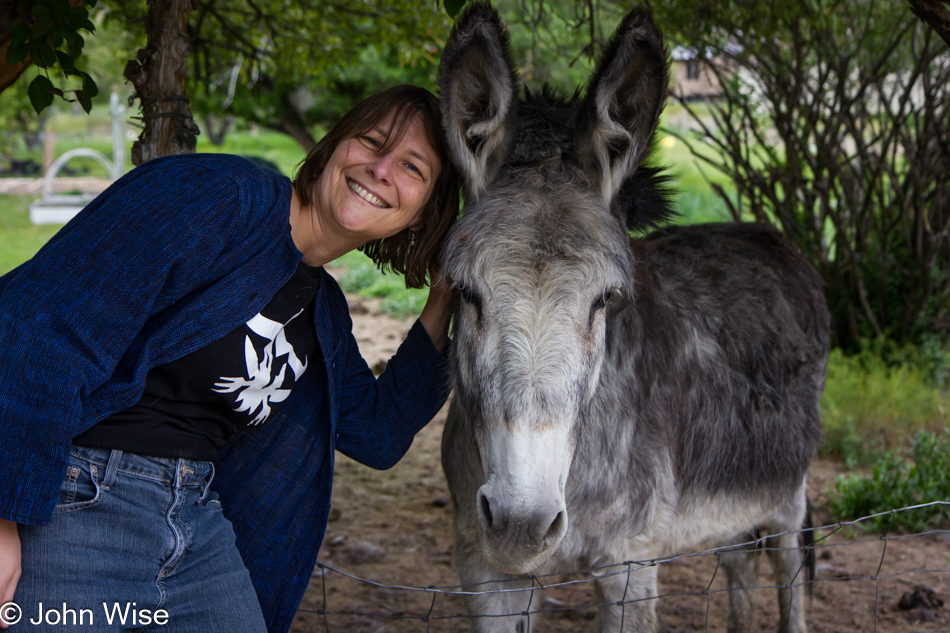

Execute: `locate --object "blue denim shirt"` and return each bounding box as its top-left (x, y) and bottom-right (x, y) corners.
top-left (0, 154), bottom-right (450, 632)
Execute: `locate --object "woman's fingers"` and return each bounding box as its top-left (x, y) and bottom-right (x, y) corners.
top-left (0, 519), bottom-right (21, 629)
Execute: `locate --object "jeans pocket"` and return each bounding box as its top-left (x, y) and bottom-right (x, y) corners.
top-left (53, 456), bottom-right (103, 514)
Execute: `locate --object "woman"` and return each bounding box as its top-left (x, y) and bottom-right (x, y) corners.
top-left (0, 85), bottom-right (460, 632)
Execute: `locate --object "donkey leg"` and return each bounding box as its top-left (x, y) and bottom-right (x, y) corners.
top-left (765, 530), bottom-right (808, 633)
top-left (459, 557), bottom-right (535, 633)
top-left (765, 482), bottom-right (809, 633)
top-left (593, 564), bottom-right (659, 633)
top-left (718, 533), bottom-right (758, 633)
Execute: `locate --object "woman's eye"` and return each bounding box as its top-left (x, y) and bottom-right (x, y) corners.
top-left (361, 136), bottom-right (381, 148)
top-left (405, 161), bottom-right (422, 175)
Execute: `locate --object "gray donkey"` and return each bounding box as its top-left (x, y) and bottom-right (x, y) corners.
top-left (438, 3), bottom-right (829, 633)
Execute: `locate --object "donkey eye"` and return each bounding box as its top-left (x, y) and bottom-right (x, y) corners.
top-left (592, 290), bottom-right (614, 311)
top-left (458, 283), bottom-right (484, 319)
top-left (459, 284), bottom-right (479, 305)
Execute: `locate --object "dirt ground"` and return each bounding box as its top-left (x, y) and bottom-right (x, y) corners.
top-left (289, 290), bottom-right (949, 633)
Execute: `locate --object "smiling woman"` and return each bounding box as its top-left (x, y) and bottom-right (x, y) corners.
top-left (296, 112), bottom-right (440, 265)
top-left (0, 84), bottom-right (461, 633)
top-left (294, 84), bottom-right (459, 289)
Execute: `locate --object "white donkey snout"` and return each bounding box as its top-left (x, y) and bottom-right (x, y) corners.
top-left (476, 483), bottom-right (567, 540)
top-left (475, 424), bottom-right (573, 574)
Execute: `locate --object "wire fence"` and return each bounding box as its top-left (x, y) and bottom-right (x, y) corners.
top-left (296, 501), bottom-right (950, 632)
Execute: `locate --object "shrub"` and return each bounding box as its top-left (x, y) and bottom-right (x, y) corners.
top-left (827, 431), bottom-right (950, 533)
top-left (820, 343), bottom-right (950, 466)
top-left (657, 0), bottom-right (950, 352)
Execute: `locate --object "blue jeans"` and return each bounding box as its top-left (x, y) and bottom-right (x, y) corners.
top-left (13, 446), bottom-right (267, 632)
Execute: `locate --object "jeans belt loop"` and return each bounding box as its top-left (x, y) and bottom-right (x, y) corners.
top-left (199, 462), bottom-right (216, 502)
top-left (102, 449), bottom-right (122, 489)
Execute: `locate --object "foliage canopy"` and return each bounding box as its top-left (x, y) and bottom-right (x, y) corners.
top-left (654, 0), bottom-right (950, 351)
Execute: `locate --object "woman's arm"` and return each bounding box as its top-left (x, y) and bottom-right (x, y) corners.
top-left (418, 279), bottom-right (454, 355)
top-left (0, 519), bottom-right (20, 629)
top-left (333, 280), bottom-right (454, 469)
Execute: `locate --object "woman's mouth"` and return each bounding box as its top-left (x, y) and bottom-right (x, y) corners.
top-left (347, 178), bottom-right (390, 208)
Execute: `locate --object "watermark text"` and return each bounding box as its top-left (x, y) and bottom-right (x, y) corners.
top-left (0, 602), bottom-right (168, 627)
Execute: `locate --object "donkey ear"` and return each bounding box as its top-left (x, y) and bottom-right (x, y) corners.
top-left (439, 2), bottom-right (518, 200)
top-left (575, 8), bottom-right (668, 203)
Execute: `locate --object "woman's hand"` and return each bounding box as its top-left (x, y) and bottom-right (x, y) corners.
top-left (0, 519), bottom-right (20, 629)
top-left (419, 273), bottom-right (455, 355)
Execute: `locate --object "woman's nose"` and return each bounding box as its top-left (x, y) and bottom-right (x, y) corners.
top-left (366, 152), bottom-right (396, 183)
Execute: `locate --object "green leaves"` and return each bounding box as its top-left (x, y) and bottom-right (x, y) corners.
top-left (5, 0), bottom-right (100, 115)
top-left (827, 431), bottom-right (950, 532)
top-left (6, 24), bottom-right (31, 64)
top-left (444, 0), bottom-right (467, 18)
top-left (27, 75), bottom-right (55, 112)
top-left (29, 41), bottom-right (58, 67)
top-left (81, 71), bottom-right (97, 98)
top-left (31, 5), bottom-right (53, 40)
top-left (55, 50), bottom-right (75, 70)
top-left (75, 89), bottom-right (92, 113)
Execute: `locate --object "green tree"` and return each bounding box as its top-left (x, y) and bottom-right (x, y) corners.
top-left (189, 37), bottom-right (441, 151)
top-left (3, 0), bottom-right (454, 161)
top-left (163, 0), bottom-right (451, 151)
top-left (651, 0), bottom-right (950, 351)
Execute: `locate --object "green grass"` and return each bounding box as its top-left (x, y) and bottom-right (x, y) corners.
top-left (819, 346), bottom-right (950, 467)
top-left (653, 125), bottom-right (735, 226)
top-left (0, 195), bottom-right (64, 275)
top-left (330, 250), bottom-right (429, 320)
top-left (194, 129), bottom-right (309, 177)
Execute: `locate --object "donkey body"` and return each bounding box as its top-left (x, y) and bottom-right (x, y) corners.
top-left (438, 5), bottom-right (829, 633)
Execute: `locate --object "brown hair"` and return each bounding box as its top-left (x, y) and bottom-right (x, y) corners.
top-left (293, 85), bottom-right (461, 289)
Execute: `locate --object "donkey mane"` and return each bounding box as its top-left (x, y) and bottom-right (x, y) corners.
top-left (503, 85), bottom-right (678, 233)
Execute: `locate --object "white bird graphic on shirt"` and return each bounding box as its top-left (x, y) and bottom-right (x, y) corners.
top-left (213, 309), bottom-right (308, 425)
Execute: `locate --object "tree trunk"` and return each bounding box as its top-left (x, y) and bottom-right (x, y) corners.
top-left (262, 93), bottom-right (317, 152)
top-left (202, 114), bottom-right (234, 146)
top-left (0, 0), bottom-right (30, 92)
top-left (263, 115), bottom-right (317, 153)
top-left (909, 0), bottom-right (950, 47)
top-left (0, 43), bottom-right (30, 94)
top-left (124, 0), bottom-right (200, 166)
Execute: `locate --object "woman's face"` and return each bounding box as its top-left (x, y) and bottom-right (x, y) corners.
top-left (315, 112), bottom-right (441, 243)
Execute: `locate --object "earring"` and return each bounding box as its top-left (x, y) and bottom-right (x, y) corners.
top-left (409, 230), bottom-right (416, 248)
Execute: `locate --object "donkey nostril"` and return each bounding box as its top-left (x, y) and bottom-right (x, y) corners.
top-left (479, 493), bottom-right (495, 529)
top-left (530, 509), bottom-right (568, 544)
top-left (544, 509), bottom-right (568, 543)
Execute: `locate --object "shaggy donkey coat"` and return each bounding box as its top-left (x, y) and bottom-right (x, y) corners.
top-left (438, 4), bottom-right (830, 633)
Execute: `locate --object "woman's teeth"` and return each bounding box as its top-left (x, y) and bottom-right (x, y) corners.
top-left (348, 180), bottom-right (389, 208)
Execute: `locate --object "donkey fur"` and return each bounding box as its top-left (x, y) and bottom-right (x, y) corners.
top-left (439, 4), bottom-right (829, 633)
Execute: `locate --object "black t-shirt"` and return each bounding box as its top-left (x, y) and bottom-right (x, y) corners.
top-left (73, 263), bottom-right (325, 461)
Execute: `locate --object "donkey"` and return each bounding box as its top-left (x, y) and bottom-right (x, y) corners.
top-left (438, 4), bottom-right (829, 633)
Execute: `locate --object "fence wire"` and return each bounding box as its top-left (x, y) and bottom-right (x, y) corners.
top-left (298, 501), bottom-right (950, 632)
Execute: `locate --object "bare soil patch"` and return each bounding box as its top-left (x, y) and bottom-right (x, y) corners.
top-left (290, 294), bottom-right (949, 633)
